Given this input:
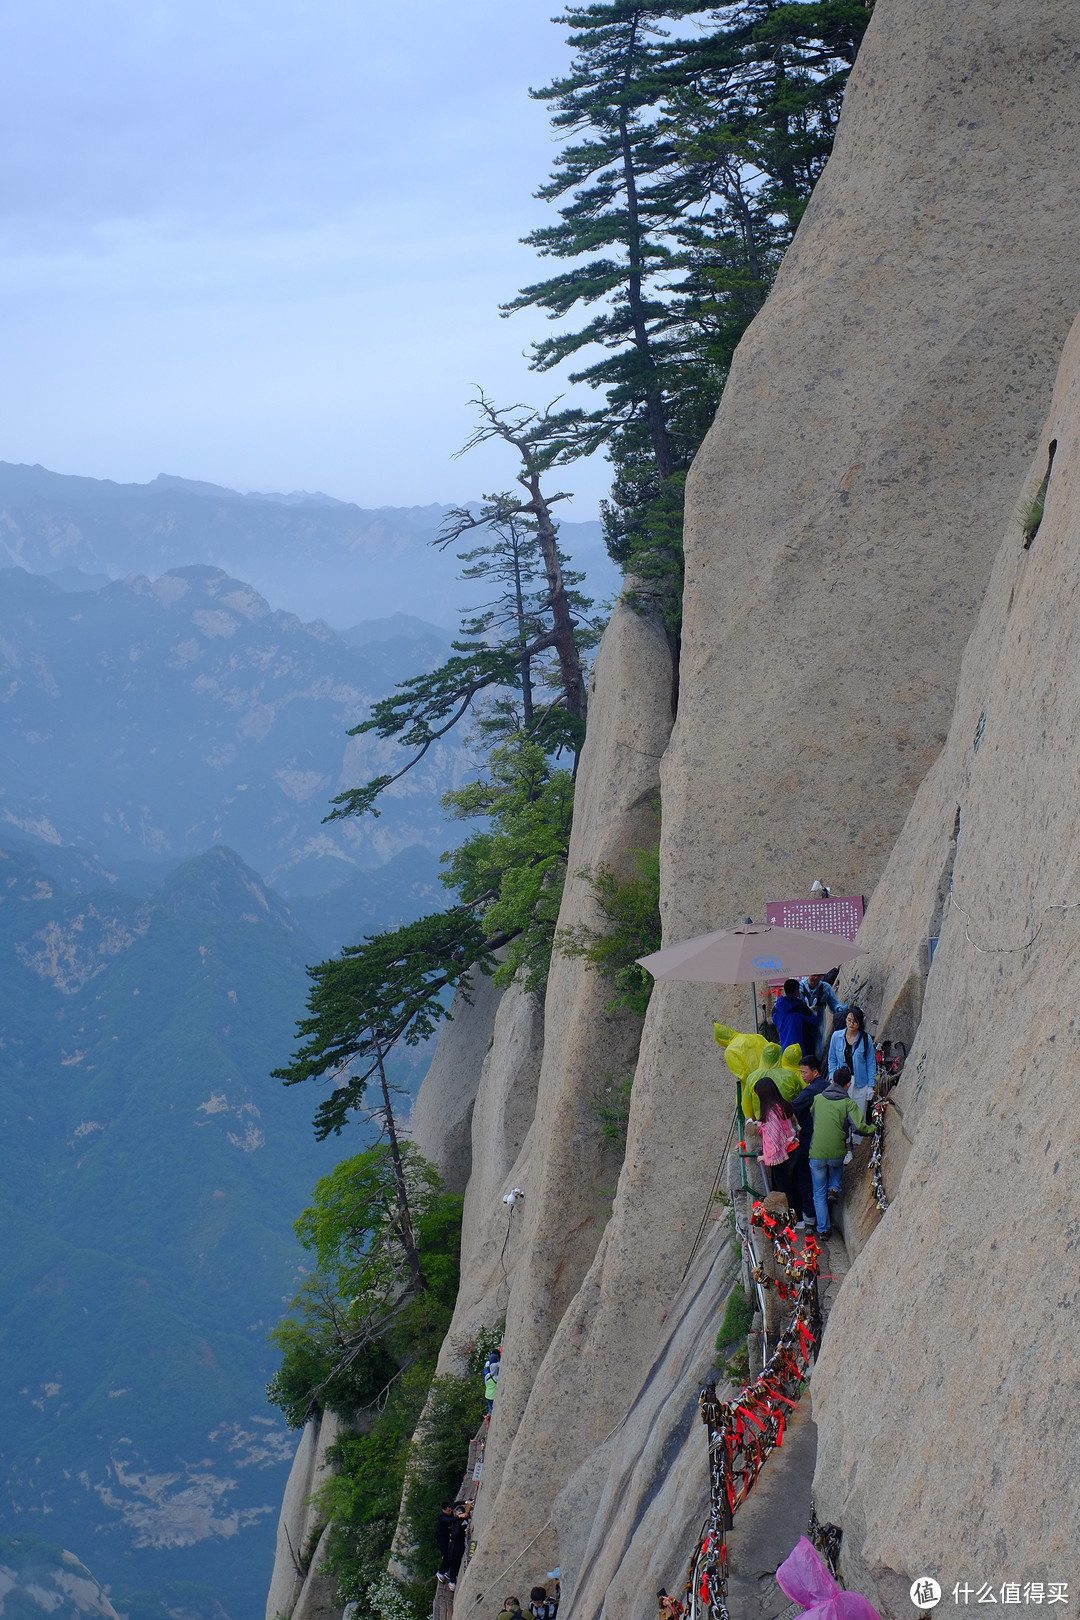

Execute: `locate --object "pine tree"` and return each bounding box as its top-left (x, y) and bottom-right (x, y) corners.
top-left (503, 2), bottom-right (703, 479)
top-left (328, 394), bottom-right (597, 822)
top-left (507, 0), bottom-right (873, 623)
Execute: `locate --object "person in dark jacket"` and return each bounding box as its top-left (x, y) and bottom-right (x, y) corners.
top-left (799, 973), bottom-right (846, 1063)
top-left (435, 1501), bottom-right (456, 1582)
top-left (772, 979), bottom-right (819, 1058)
top-left (433, 1503), bottom-right (453, 1555)
top-left (790, 1053), bottom-right (830, 1231)
top-left (437, 1503), bottom-right (469, 1589)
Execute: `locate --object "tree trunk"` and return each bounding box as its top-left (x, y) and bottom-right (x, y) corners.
top-left (619, 113), bottom-right (674, 480)
top-left (519, 470), bottom-right (588, 724)
top-left (511, 523), bottom-right (535, 724)
top-left (375, 1044), bottom-right (427, 1294)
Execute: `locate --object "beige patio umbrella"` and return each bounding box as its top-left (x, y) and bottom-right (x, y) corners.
top-left (638, 922), bottom-right (861, 1027)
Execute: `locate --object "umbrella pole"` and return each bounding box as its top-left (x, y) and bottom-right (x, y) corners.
top-left (738, 980), bottom-right (757, 1194)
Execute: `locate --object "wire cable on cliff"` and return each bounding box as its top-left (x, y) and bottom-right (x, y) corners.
top-left (682, 1108), bottom-right (739, 1281)
top-left (947, 889), bottom-right (1080, 955)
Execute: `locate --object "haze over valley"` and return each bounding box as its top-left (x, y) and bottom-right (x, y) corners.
top-left (0, 458), bottom-right (609, 1618)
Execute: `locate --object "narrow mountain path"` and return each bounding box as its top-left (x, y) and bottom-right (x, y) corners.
top-left (724, 1227), bottom-right (852, 1618)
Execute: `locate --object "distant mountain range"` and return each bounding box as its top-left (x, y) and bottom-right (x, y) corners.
top-left (0, 844), bottom-right (401, 1618)
top-left (0, 565), bottom-right (462, 903)
top-left (0, 462), bottom-right (616, 627)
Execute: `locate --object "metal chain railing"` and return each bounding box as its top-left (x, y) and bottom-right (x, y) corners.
top-left (686, 1205), bottom-right (823, 1620)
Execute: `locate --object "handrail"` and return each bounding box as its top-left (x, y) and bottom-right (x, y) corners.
top-left (686, 1205), bottom-right (822, 1620)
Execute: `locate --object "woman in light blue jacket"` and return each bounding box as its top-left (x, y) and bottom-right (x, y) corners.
top-left (827, 1006), bottom-right (876, 1117)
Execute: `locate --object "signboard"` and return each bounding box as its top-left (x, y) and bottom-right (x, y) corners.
top-left (766, 895), bottom-right (865, 943)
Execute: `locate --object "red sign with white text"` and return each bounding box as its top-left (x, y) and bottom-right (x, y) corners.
top-left (766, 895), bottom-right (864, 943)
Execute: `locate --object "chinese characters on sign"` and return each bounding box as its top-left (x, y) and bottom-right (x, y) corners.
top-left (766, 895), bottom-right (865, 942)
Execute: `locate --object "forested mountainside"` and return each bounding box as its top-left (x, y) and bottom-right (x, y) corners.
top-left (0, 566), bottom-right (460, 901)
top-left (0, 842), bottom-right (409, 1620)
top-left (0, 463), bottom-right (611, 627)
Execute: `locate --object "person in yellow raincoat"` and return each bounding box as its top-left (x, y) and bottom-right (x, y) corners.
top-left (715, 1025), bottom-right (804, 1118)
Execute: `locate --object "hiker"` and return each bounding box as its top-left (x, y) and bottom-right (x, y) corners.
top-left (483, 1345), bottom-right (501, 1413)
top-left (754, 1077), bottom-right (801, 1215)
top-left (827, 1005), bottom-right (876, 1118)
top-left (772, 979), bottom-right (819, 1060)
top-left (658, 1588), bottom-right (685, 1620)
top-left (808, 1066), bottom-right (876, 1239)
top-left (434, 1501), bottom-right (456, 1582)
top-left (790, 1052), bottom-right (830, 1232)
top-left (530, 1586), bottom-right (558, 1620)
top-left (497, 1598), bottom-right (526, 1620)
top-left (435, 1503), bottom-right (469, 1590)
top-left (800, 972), bottom-right (846, 1063)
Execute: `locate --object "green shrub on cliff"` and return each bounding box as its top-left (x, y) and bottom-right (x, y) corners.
top-left (440, 732), bottom-right (576, 992)
top-left (400, 1374), bottom-right (486, 1577)
top-left (267, 1144), bottom-right (463, 1430)
top-left (268, 1144), bottom-right (479, 1618)
top-left (558, 842), bottom-right (662, 1015)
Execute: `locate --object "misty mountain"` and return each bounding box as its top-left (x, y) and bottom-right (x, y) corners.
top-left (0, 566), bottom-right (466, 896)
top-left (0, 844), bottom-right (428, 1620)
top-left (0, 461), bottom-right (616, 626)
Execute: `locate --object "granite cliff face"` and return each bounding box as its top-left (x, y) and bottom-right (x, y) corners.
top-left (810, 308), bottom-right (1080, 1608)
top-left (266, 1), bottom-right (1080, 1612)
top-left (454, 583), bottom-right (674, 1604)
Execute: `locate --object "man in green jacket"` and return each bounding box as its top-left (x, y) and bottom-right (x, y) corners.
top-left (809, 1066), bottom-right (875, 1239)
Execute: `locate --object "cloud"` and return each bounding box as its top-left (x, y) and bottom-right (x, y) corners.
top-left (0, 0), bottom-right (614, 515)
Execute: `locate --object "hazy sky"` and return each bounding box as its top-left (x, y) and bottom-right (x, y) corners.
top-left (0, 0), bottom-right (615, 516)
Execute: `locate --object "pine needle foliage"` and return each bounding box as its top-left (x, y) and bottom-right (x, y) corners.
top-left (509, 1), bottom-right (874, 626)
top-left (266, 1144), bottom-right (462, 1429)
top-left (441, 733), bottom-right (577, 992)
top-left (327, 396), bottom-right (600, 824)
top-left (272, 910), bottom-right (497, 1139)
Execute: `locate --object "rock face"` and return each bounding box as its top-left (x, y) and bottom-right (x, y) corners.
top-left (811, 309), bottom-right (1080, 1609)
top-left (438, 981), bottom-right (546, 1363)
top-left (409, 966), bottom-right (506, 1193)
top-left (554, 1223), bottom-right (736, 1620)
top-left (265, 1411), bottom-right (342, 1620)
top-left (669, 0), bottom-right (1080, 950)
top-left (454, 585), bottom-right (674, 1606)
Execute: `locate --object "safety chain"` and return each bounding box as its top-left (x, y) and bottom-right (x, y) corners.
top-left (686, 1206), bottom-right (822, 1620)
top-left (868, 1096), bottom-right (890, 1215)
top-left (807, 1501), bottom-right (843, 1579)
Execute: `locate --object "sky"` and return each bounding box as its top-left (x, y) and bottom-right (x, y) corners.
top-left (0, 0), bottom-right (618, 517)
